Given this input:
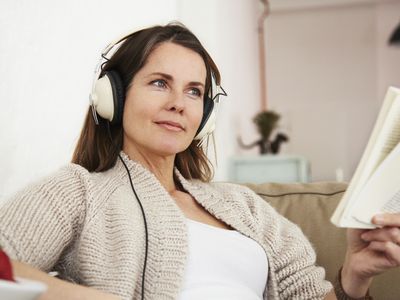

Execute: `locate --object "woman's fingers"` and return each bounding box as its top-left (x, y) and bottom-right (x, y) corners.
top-left (368, 241), bottom-right (400, 267)
top-left (372, 213), bottom-right (400, 227)
top-left (345, 217), bottom-right (400, 280)
top-left (361, 227), bottom-right (400, 244)
top-left (363, 213), bottom-right (400, 245)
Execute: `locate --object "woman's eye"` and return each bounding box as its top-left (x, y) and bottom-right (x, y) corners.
top-left (188, 88), bottom-right (202, 97)
top-left (151, 79), bottom-right (167, 88)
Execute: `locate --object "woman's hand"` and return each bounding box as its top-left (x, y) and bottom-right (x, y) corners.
top-left (341, 213), bottom-right (400, 298)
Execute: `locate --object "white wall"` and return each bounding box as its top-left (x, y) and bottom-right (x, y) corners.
top-left (0, 0), bottom-right (179, 199)
top-left (265, 0), bottom-right (400, 181)
top-left (377, 1), bottom-right (400, 99)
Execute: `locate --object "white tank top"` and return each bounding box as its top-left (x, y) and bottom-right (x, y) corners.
top-left (177, 218), bottom-right (268, 300)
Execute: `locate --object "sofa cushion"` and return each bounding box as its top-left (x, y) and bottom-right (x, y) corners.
top-left (245, 181), bottom-right (400, 299)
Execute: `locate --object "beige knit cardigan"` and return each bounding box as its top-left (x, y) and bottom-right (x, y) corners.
top-left (0, 153), bottom-right (332, 299)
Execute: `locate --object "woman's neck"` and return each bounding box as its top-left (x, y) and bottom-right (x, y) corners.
top-left (122, 145), bottom-right (178, 193)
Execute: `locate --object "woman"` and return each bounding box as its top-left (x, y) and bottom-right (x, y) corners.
top-left (1, 22), bottom-right (399, 300)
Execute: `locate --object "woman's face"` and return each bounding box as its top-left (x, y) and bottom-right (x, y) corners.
top-left (122, 42), bottom-right (206, 158)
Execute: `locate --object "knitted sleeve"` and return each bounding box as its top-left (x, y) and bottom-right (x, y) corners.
top-left (232, 184), bottom-right (333, 299)
top-left (0, 164), bottom-right (89, 272)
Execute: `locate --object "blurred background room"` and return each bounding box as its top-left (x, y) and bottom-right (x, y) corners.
top-left (1, 0), bottom-right (400, 201)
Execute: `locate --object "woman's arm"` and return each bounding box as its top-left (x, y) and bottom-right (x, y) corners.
top-left (12, 260), bottom-right (120, 300)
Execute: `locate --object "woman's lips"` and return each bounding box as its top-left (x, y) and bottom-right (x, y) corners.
top-left (155, 121), bottom-right (184, 132)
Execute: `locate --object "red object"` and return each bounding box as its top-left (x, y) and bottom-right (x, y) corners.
top-left (0, 248), bottom-right (15, 282)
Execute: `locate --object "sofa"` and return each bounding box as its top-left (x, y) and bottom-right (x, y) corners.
top-left (245, 181), bottom-right (400, 299)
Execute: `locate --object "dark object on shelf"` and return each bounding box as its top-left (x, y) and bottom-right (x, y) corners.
top-left (238, 132), bottom-right (289, 155)
top-left (253, 111), bottom-right (280, 141)
top-left (238, 110), bottom-right (289, 154)
top-left (389, 21), bottom-right (400, 45)
top-left (270, 133), bottom-right (289, 154)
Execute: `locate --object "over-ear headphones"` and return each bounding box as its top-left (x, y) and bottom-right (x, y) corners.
top-left (89, 31), bottom-right (227, 141)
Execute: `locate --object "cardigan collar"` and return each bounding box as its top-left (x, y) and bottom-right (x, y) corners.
top-left (112, 151), bottom-right (263, 298)
top-left (115, 151), bottom-right (256, 236)
top-left (112, 152), bottom-right (188, 298)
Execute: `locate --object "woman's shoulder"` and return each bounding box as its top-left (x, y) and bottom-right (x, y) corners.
top-left (193, 180), bottom-right (276, 216)
top-left (5, 163), bottom-right (92, 209)
top-left (195, 180), bottom-right (256, 194)
top-left (214, 181), bottom-right (257, 193)
top-left (209, 181), bottom-right (267, 203)
top-left (0, 163), bottom-right (95, 268)
top-left (22, 162), bottom-right (121, 193)
top-left (27, 163), bottom-right (92, 192)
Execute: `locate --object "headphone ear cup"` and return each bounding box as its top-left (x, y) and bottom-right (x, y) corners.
top-left (105, 71), bottom-right (125, 124)
top-left (194, 97), bottom-right (215, 140)
top-left (92, 71), bottom-right (125, 124)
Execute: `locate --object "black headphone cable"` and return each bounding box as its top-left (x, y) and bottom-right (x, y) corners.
top-left (106, 122), bottom-right (149, 300)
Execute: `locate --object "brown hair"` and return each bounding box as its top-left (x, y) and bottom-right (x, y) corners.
top-left (72, 22), bottom-right (220, 182)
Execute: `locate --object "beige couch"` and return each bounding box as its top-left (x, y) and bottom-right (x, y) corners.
top-left (245, 181), bottom-right (400, 300)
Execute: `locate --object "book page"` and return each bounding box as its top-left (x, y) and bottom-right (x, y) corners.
top-left (382, 191), bottom-right (400, 213)
top-left (379, 106), bottom-right (400, 157)
top-left (352, 140), bottom-right (400, 225)
top-left (345, 97), bottom-right (400, 222)
top-left (343, 94), bottom-right (400, 218)
top-left (331, 87), bottom-right (400, 227)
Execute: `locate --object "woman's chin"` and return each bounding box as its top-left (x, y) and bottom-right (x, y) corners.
top-left (153, 142), bottom-right (190, 157)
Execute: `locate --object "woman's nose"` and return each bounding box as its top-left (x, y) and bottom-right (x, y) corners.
top-left (166, 90), bottom-right (185, 113)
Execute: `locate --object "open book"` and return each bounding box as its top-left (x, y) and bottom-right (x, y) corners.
top-left (331, 86), bottom-right (400, 228)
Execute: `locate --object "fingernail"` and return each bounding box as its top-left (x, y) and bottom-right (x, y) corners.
top-left (361, 233), bottom-right (368, 241)
top-left (373, 214), bottom-right (384, 224)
